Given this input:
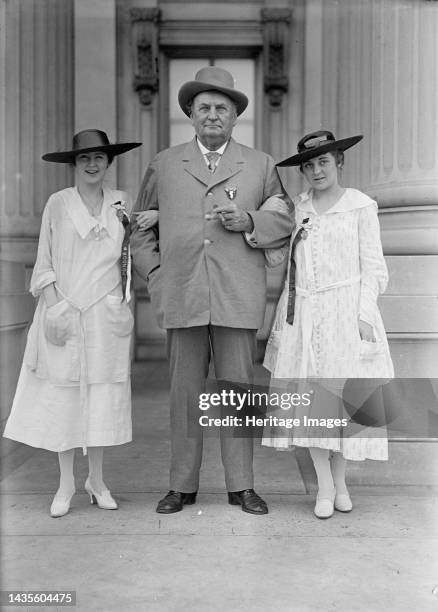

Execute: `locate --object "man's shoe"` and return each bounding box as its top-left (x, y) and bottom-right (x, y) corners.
top-left (156, 490), bottom-right (197, 514)
top-left (228, 489), bottom-right (268, 515)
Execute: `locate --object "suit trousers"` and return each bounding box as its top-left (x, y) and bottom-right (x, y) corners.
top-left (167, 325), bottom-right (257, 493)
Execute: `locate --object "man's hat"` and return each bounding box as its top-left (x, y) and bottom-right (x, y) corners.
top-left (276, 130), bottom-right (363, 167)
top-left (42, 129), bottom-right (142, 163)
top-left (178, 66), bottom-right (249, 117)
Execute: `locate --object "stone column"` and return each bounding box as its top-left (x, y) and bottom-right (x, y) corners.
top-left (299, 0), bottom-right (438, 376)
top-left (0, 0), bottom-right (74, 421)
top-left (74, 0), bottom-right (118, 186)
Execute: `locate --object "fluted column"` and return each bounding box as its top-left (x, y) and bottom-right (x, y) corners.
top-left (0, 0), bottom-right (74, 421)
top-left (299, 0), bottom-right (438, 376)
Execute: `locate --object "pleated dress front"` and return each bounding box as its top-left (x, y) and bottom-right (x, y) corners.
top-left (3, 187), bottom-right (133, 452)
top-left (262, 188), bottom-right (394, 460)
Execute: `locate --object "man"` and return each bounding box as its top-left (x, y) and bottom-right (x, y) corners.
top-left (131, 66), bottom-right (293, 515)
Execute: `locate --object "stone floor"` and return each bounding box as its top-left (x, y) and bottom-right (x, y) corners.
top-left (1, 361), bottom-right (438, 611)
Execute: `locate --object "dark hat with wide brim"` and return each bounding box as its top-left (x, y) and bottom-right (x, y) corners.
top-left (42, 129), bottom-right (142, 163)
top-left (178, 66), bottom-right (249, 117)
top-left (277, 130), bottom-right (363, 167)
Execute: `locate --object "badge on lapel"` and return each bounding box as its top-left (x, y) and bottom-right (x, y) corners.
top-left (224, 186), bottom-right (237, 200)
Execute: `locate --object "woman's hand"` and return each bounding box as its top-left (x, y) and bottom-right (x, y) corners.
top-left (359, 319), bottom-right (376, 342)
top-left (135, 210), bottom-right (159, 232)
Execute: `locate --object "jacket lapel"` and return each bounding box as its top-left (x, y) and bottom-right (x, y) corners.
top-left (207, 138), bottom-right (244, 189)
top-left (182, 137), bottom-right (244, 189)
top-left (182, 138), bottom-right (211, 186)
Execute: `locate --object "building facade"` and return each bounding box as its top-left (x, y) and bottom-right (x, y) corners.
top-left (1, 0), bottom-right (437, 427)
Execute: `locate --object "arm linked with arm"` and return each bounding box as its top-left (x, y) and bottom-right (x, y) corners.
top-left (246, 156), bottom-right (294, 249)
top-left (130, 156), bottom-right (160, 284)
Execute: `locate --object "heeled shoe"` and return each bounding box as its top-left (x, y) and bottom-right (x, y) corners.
top-left (334, 491), bottom-right (353, 512)
top-left (50, 490), bottom-right (75, 518)
top-left (314, 489), bottom-right (335, 519)
top-left (84, 478), bottom-right (118, 510)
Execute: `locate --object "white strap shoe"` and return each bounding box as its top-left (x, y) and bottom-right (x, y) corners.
top-left (334, 492), bottom-right (353, 512)
top-left (314, 489), bottom-right (335, 519)
top-left (85, 478), bottom-right (118, 510)
top-left (50, 489), bottom-right (75, 518)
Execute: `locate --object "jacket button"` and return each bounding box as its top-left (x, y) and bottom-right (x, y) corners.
top-left (207, 192), bottom-right (213, 196)
top-left (204, 239), bottom-right (212, 245)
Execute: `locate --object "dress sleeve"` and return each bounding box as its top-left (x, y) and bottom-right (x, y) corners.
top-left (30, 198), bottom-right (57, 297)
top-left (358, 203), bottom-right (388, 326)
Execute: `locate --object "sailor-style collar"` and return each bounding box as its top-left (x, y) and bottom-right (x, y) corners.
top-left (296, 188), bottom-right (377, 215)
top-left (63, 187), bottom-right (121, 240)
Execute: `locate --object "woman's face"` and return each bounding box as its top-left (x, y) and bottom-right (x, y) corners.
top-left (74, 151), bottom-right (109, 185)
top-left (301, 152), bottom-right (339, 191)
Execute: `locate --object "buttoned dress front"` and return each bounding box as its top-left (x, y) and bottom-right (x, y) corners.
top-left (3, 187), bottom-right (133, 452)
top-left (262, 188), bottom-right (394, 460)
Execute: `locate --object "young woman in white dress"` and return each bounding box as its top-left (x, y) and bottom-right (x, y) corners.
top-left (3, 130), bottom-right (141, 517)
top-left (262, 130), bottom-right (394, 518)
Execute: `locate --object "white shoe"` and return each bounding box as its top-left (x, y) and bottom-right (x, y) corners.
top-left (334, 492), bottom-right (353, 512)
top-left (314, 489), bottom-right (335, 519)
top-left (50, 490), bottom-right (75, 518)
top-left (85, 478), bottom-right (118, 510)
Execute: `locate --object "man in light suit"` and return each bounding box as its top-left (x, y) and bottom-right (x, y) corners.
top-left (131, 66), bottom-right (293, 514)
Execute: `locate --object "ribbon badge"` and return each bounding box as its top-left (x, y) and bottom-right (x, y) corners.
top-left (224, 186), bottom-right (237, 200)
top-left (300, 217), bottom-right (312, 240)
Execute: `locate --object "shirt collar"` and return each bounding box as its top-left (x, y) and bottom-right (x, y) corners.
top-left (66, 187), bottom-right (120, 241)
top-left (196, 138), bottom-right (229, 158)
top-left (296, 188), bottom-right (375, 214)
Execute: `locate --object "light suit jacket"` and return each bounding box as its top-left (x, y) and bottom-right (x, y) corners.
top-left (130, 137), bottom-right (293, 329)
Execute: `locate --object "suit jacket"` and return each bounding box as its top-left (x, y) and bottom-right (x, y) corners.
top-left (130, 137), bottom-right (293, 329)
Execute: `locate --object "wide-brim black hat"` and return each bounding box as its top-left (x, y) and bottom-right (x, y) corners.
top-left (178, 66), bottom-right (248, 117)
top-left (277, 130), bottom-right (363, 167)
top-left (42, 129), bottom-right (142, 163)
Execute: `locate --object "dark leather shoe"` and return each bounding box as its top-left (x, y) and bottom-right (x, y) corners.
top-left (156, 490), bottom-right (197, 514)
top-left (228, 489), bottom-right (268, 515)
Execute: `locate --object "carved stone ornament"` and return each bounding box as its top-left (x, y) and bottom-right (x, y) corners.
top-left (130, 8), bottom-right (161, 107)
top-left (261, 8), bottom-right (292, 108)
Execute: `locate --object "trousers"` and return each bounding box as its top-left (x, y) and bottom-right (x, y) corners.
top-left (167, 325), bottom-right (257, 492)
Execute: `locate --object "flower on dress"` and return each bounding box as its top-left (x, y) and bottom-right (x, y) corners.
top-left (300, 217), bottom-right (312, 240)
top-left (111, 200), bottom-right (129, 225)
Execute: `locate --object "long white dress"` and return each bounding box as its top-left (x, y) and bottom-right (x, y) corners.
top-left (262, 188), bottom-right (394, 460)
top-left (3, 187), bottom-right (133, 452)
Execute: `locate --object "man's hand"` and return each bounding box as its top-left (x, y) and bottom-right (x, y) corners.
top-left (213, 203), bottom-right (254, 232)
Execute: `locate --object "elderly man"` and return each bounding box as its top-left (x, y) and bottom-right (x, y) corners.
top-left (131, 66), bottom-right (292, 515)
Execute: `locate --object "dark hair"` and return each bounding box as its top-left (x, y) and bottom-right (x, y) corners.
top-left (299, 149), bottom-right (344, 173)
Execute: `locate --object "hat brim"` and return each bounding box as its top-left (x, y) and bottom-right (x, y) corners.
top-left (178, 81), bottom-right (248, 117)
top-left (276, 135), bottom-right (363, 167)
top-left (42, 142), bottom-right (141, 164)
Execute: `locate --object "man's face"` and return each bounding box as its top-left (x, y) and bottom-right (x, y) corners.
top-left (190, 91), bottom-right (237, 148)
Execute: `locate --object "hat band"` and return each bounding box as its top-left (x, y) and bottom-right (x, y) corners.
top-left (301, 135), bottom-right (335, 151)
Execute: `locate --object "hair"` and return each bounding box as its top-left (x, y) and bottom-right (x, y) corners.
top-left (299, 149), bottom-right (344, 173)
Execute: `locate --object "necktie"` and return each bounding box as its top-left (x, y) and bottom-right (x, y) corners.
top-left (286, 218), bottom-right (310, 325)
top-left (206, 151), bottom-right (221, 173)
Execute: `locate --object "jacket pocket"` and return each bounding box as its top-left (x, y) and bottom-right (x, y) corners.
top-left (105, 294), bottom-right (134, 336)
top-left (44, 299), bottom-right (72, 346)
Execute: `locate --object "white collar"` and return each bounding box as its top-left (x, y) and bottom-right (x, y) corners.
top-left (196, 138), bottom-right (229, 157)
top-left (64, 187), bottom-right (120, 241)
top-left (296, 188), bottom-right (376, 214)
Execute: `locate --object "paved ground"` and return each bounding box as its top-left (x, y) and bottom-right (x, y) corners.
top-left (1, 361), bottom-right (438, 611)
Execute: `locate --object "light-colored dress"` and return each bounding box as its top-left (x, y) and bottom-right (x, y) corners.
top-left (3, 187), bottom-right (133, 452)
top-left (262, 188), bottom-right (394, 460)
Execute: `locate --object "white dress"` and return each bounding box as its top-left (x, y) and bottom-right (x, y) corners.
top-left (3, 187), bottom-right (133, 452)
top-left (262, 188), bottom-right (394, 460)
